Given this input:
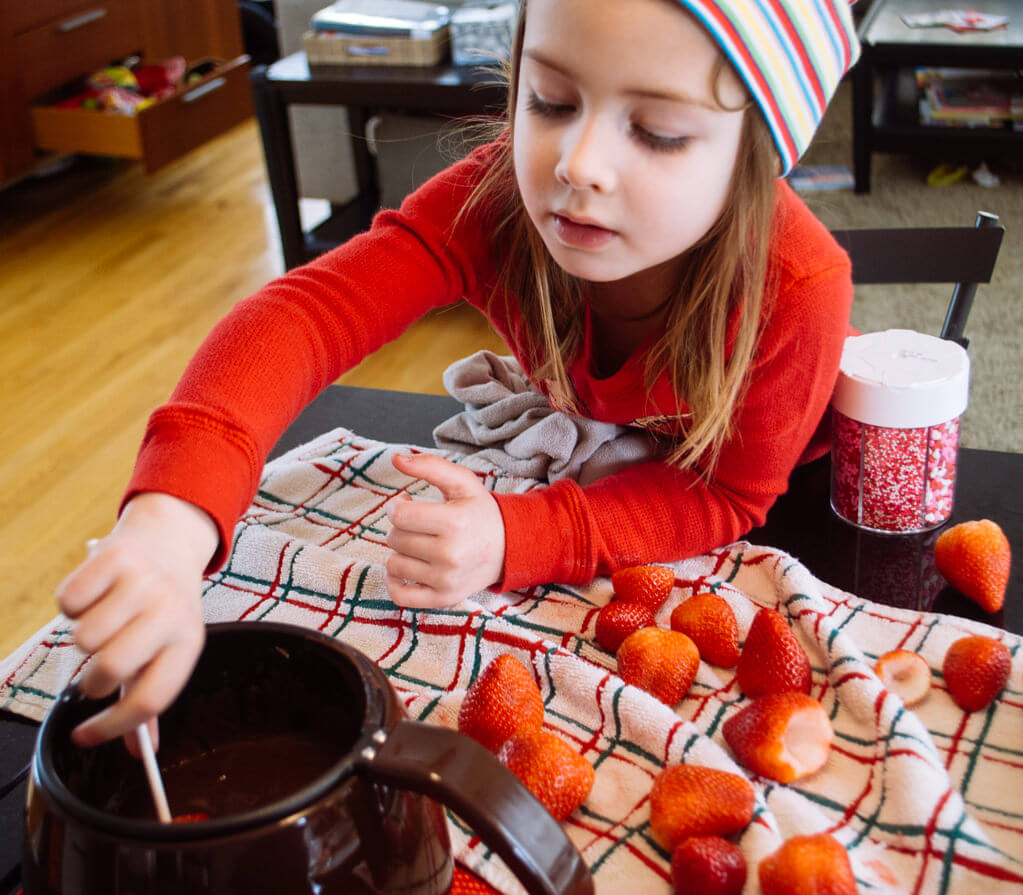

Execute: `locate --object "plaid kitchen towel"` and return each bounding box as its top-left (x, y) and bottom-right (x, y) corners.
top-left (2, 428), bottom-right (1021, 895)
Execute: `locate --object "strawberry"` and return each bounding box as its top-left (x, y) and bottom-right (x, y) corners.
top-left (497, 728), bottom-right (594, 821)
top-left (942, 634), bottom-right (1012, 712)
top-left (670, 593), bottom-right (740, 667)
top-left (611, 565), bottom-right (675, 611)
top-left (722, 692), bottom-right (833, 783)
top-left (736, 609), bottom-right (812, 698)
top-left (617, 627), bottom-right (700, 706)
top-left (171, 812), bottom-right (209, 824)
top-left (649, 765), bottom-right (755, 850)
top-left (935, 519), bottom-right (1011, 613)
top-left (671, 836), bottom-right (747, 895)
top-left (596, 601), bottom-right (656, 652)
top-left (458, 654), bottom-right (544, 752)
top-left (875, 649), bottom-right (931, 706)
top-left (759, 833), bottom-right (857, 895)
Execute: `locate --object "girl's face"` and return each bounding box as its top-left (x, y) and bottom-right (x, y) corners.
top-left (512, 0), bottom-right (747, 288)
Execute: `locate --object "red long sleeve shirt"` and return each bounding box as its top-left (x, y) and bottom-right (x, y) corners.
top-left (124, 140), bottom-right (853, 592)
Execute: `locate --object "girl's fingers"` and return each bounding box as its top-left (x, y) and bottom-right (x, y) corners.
top-left (72, 579), bottom-right (148, 655)
top-left (121, 696), bottom-right (161, 757)
top-left (383, 572), bottom-right (448, 609)
top-left (386, 497), bottom-right (448, 535)
top-left (386, 553), bottom-right (437, 588)
top-left (385, 528), bottom-right (437, 561)
top-left (73, 640), bottom-right (197, 747)
top-left (392, 453), bottom-right (483, 501)
top-left (56, 548), bottom-right (121, 618)
top-left (78, 609), bottom-right (174, 700)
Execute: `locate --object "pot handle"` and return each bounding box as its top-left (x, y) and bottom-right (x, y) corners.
top-left (358, 719), bottom-right (594, 895)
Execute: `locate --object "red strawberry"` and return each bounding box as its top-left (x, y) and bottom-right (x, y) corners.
top-left (723, 692), bottom-right (833, 784)
top-left (935, 519), bottom-right (1011, 613)
top-left (875, 649), bottom-right (931, 706)
top-left (942, 634), bottom-right (1012, 712)
top-left (670, 593), bottom-right (740, 668)
top-left (497, 728), bottom-right (594, 821)
top-left (617, 627), bottom-right (699, 706)
top-left (736, 609), bottom-right (812, 698)
top-left (172, 812), bottom-right (209, 824)
top-left (596, 601), bottom-right (656, 652)
top-left (671, 836), bottom-right (747, 895)
top-left (759, 833), bottom-right (857, 895)
top-left (649, 765), bottom-right (755, 850)
top-left (458, 654), bottom-right (543, 752)
top-left (611, 565), bottom-right (675, 610)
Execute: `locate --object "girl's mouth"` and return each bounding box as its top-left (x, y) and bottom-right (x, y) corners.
top-left (553, 214), bottom-right (616, 249)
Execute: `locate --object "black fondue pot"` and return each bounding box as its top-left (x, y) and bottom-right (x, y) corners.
top-left (23, 622), bottom-right (593, 895)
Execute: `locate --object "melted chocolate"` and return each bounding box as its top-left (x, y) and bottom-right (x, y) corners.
top-left (56, 629), bottom-right (364, 824)
top-left (105, 732), bottom-right (342, 821)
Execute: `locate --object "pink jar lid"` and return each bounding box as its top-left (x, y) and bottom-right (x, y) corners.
top-left (831, 329), bottom-right (969, 428)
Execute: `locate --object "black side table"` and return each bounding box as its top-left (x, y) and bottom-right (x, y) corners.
top-left (250, 52), bottom-right (506, 270)
top-left (852, 0), bottom-right (1023, 193)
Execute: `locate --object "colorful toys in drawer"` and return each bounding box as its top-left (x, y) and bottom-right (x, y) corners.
top-left (51, 57), bottom-right (188, 115)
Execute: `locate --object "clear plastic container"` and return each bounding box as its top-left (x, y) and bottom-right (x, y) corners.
top-left (829, 330), bottom-right (969, 534)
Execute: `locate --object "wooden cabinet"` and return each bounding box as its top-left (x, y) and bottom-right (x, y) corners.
top-left (0, 0), bottom-right (250, 185)
top-left (15, 0), bottom-right (145, 101)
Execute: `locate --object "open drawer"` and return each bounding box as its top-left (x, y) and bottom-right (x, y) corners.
top-left (31, 55), bottom-right (252, 174)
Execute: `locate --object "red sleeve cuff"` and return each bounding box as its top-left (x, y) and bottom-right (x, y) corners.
top-left (491, 480), bottom-right (596, 592)
top-left (119, 407), bottom-right (263, 573)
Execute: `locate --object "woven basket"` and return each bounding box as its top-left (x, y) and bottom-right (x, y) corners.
top-left (304, 28), bottom-right (450, 66)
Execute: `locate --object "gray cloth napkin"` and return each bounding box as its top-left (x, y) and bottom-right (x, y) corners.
top-left (432, 350), bottom-right (659, 486)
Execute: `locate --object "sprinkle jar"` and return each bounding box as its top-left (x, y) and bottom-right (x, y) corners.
top-left (830, 329), bottom-right (970, 534)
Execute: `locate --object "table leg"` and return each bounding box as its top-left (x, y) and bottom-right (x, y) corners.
top-left (346, 105), bottom-right (379, 200)
top-left (852, 54), bottom-right (873, 194)
top-left (251, 65), bottom-right (308, 271)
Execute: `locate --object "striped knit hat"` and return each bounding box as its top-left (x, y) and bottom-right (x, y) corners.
top-left (675, 0), bottom-right (860, 174)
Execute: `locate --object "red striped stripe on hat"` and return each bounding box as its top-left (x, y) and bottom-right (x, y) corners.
top-left (674, 0), bottom-right (860, 174)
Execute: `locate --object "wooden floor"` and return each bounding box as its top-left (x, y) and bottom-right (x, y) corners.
top-left (0, 120), bottom-right (509, 660)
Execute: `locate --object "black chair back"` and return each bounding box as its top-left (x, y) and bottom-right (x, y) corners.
top-left (829, 211), bottom-right (1004, 349)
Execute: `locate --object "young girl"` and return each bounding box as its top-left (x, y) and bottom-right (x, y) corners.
top-left (57, 0), bottom-right (860, 748)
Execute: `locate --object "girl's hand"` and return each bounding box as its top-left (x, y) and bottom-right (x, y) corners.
top-left (55, 492), bottom-right (219, 749)
top-left (385, 453), bottom-right (505, 608)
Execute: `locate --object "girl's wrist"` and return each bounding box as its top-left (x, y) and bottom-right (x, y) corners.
top-left (118, 492), bottom-right (220, 569)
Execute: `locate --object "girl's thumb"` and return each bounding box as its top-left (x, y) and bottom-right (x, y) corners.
top-left (394, 453), bottom-right (480, 501)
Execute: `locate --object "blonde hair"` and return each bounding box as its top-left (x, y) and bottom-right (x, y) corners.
top-left (455, 1), bottom-right (781, 475)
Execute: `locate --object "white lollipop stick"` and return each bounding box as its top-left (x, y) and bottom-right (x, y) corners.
top-left (136, 723), bottom-right (171, 823)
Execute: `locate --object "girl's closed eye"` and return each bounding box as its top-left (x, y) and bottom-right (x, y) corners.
top-left (631, 124), bottom-right (692, 153)
top-left (525, 91), bottom-right (575, 118)
top-left (526, 90), bottom-right (693, 154)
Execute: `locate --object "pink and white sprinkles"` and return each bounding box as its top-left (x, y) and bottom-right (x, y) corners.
top-left (831, 412), bottom-right (960, 532)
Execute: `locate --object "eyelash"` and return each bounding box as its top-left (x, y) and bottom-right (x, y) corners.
top-left (524, 92), bottom-right (692, 153)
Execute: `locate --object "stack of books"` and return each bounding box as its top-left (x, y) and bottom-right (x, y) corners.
top-left (916, 67), bottom-right (1023, 129)
top-left (787, 165), bottom-right (855, 192)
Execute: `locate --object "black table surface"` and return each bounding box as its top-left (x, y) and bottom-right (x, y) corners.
top-left (2, 384), bottom-right (1020, 892)
top-left (263, 50), bottom-right (507, 112)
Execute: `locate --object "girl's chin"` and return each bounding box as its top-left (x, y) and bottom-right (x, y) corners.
top-left (537, 237), bottom-right (623, 281)
top-left (548, 252), bottom-right (634, 284)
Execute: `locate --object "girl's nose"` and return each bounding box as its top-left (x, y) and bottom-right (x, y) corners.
top-left (555, 118), bottom-right (616, 193)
